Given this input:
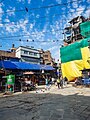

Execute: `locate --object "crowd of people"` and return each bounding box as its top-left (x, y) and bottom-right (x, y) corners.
top-left (44, 75), bottom-right (68, 90)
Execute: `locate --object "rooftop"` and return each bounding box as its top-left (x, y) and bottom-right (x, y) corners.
top-left (69, 16), bottom-right (86, 23)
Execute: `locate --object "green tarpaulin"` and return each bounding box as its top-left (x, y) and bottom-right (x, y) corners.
top-left (60, 37), bottom-right (90, 63)
top-left (80, 21), bottom-right (90, 37)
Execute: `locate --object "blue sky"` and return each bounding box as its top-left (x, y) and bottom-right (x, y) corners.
top-left (0, 0), bottom-right (90, 62)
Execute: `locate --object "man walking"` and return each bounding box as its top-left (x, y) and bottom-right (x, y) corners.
top-left (57, 77), bottom-right (60, 89)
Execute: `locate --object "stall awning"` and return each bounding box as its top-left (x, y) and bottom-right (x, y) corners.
top-left (0, 61), bottom-right (54, 71)
top-left (0, 61), bottom-right (17, 69)
top-left (40, 65), bottom-right (55, 70)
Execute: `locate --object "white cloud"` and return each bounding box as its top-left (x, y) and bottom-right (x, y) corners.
top-left (46, 8), bottom-right (50, 15)
top-left (0, 23), bottom-right (3, 27)
top-left (5, 26), bottom-right (12, 33)
top-left (4, 18), bottom-right (35, 37)
top-left (29, 22), bottom-right (35, 29)
top-left (84, 9), bottom-right (90, 18)
top-left (63, 5), bottom-right (86, 24)
top-left (48, 46), bottom-right (58, 51)
top-left (56, 0), bottom-right (62, 4)
top-left (31, 29), bottom-right (45, 40)
top-left (42, 0), bottom-right (45, 2)
top-left (0, 7), bottom-right (3, 13)
top-left (5, 25), bottom-right (19, 33)
top-left (50, 20), bottom-right (63, 40)
top-left (17, 0), bottom-right (25, 2)
top-left (36, 14), bottom-right (40, 18)
top-left (61, 7), bottom-right (66, 10)
top-left (40, 42), bottom-right (47, 46)
top-left (0, 5), bottom-right (3, 21)
top-left (70, 9), bottom-right (75, 13)
top-left (4, 19), bottom-right (29, 34)
top-left (72, 1), bottom-right (78, 8)
top-left (23, 19), bottom-right (28, 24)
top-left (28, 0), bottom-right (31, 4)
top-left (4, 18), bottom-right (10, 22)
top-left (16, 19), bottom-right (29, 34)
top-left (67, 4), bottom-right (71, 9)
top-left (75, 5), bottom-right (86, 16)
top-left (6, 7), bottom-right (15, 16)
top-left (48, 44), bottom-right (61, 61)
top-left (87, 0), bottom-right (90, 3)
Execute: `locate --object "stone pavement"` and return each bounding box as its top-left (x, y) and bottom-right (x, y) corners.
top-left (0, 84), bottom-right (90, 120)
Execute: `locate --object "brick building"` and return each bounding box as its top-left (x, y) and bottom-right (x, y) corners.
top-left (43, 50), bottom-right (54, 66)
top-left (0, 50), bottom-right (16, 60)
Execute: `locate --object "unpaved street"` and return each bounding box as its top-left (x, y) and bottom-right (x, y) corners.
top-left (0, 84), bottom-right (90, 120)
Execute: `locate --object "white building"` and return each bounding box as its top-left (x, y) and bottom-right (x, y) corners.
top-left (16, 46), bottom-right (43, 64)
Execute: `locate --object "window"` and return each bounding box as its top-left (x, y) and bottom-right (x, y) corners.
top-left (45, 59), bottom-right (48, 61)
top-left (29, 52), bottom-right (32, 55)
top-left (29, 52), bottom-right (36, 56)
top-left (44, 55), bottom-right (48, 58)
top-left (24, 51), bottom-right (28, 54)
top-left (34, 53), bottom-right (37, 56)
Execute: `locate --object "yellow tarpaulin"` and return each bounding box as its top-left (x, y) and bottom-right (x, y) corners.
top-left (61, 47), bottom-right (90, 81)
top-left (61, 60), bottom-right (83, 81)
top-left (81, 47), bottom-right (90, 69)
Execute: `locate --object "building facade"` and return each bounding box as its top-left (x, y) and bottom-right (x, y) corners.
top-left (64, 16), bottom-right (86, 45)
top-left (38, 49), bottom-right (44, 64)
top-left (16, 46), bottom-right (43, 64)
top-left (43, 50), bottom-right (54, 66)
top-left (0, 50), bottom-right (19, 61)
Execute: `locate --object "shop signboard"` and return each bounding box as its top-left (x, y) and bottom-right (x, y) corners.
top-left (7, 75), bottom-right (15, 85)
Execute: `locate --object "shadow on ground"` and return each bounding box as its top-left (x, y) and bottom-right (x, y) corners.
top-left (0, 90), bottom-right (90, 120)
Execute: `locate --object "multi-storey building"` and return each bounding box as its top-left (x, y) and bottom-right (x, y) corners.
top-left (64, 16), bottom-right (86, 45)
top-left (43, 50), bottom-right (54, 66)
top-left (38, 49), bottom-right (44, 64)
top-left (16, 46), bottom-right (43, 64)
top-left (0, 50), bottom-right (19, 62)
top-left (0, 45), bottom-right (55, 65)
top-left (0, 44), bottom-right (19, 62)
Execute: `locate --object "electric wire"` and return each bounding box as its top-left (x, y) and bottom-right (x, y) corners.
top-left (0, 38), bottom-right (63, 43)
top-left (0, 8), bottom-right (89, 26)
top-left (0, 0), bottom-right (81, 15)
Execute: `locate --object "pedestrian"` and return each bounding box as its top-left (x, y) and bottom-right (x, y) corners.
top-left (60, 76), bottom-right (63, 89)
top-left (57, 77), bottom-right (60, 89)
top-left (45, 76), bottom-right (49, 90)
top-left (52, 77), bottom-right (55, 84)
top-left (63, 77), bottom-right (68, 87)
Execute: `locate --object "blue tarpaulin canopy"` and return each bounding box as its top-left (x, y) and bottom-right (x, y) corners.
top-left (0, 61), bottom-right (17, 69)
top-left (0, 61), bottom-right (54, 71)
top-left (40, 65), bottom-right (55, 70)
top-left (12, 62), bottom-right (41, 70)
